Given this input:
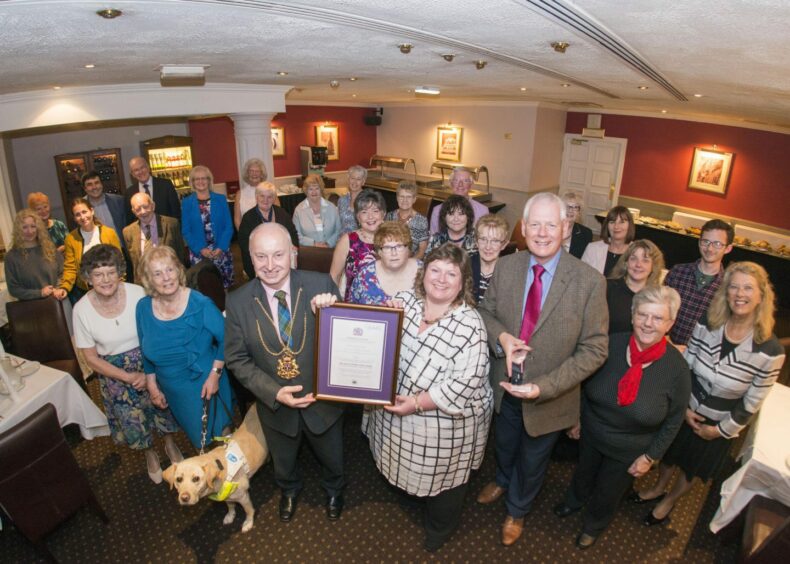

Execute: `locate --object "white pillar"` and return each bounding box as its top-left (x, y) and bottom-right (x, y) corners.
top-left (0, 137), bottom-right (17, 246)
top-left (230, 113), bottom-right (277, 182)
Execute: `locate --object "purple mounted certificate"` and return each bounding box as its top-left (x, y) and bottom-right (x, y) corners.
top-left (314, 303), bottom-right (403, 405)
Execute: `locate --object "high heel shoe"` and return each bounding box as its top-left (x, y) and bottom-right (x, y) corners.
top-left (644, 508), bottom-right (672, 526)
top-left (628, 490), bottom-right (666, 505)
top-left (145, 450), bottom-right (162, 484)
top-left (164, 439), bottom-right (184, 463)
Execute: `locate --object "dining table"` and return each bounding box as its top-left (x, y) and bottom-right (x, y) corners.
top-left (0, 356), bottom-right (109, 440)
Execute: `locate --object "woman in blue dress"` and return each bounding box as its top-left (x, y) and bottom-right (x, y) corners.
top-left (136, 245), bottom-right (233, 450)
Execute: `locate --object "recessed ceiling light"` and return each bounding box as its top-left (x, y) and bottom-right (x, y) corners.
top-left (638, 86), bottom-right (649, 90)
top-left (551, 41), bottom-right (570, 53)
top-left (561, 83), bottom-right (571, 88)
top-left (661, 109), bottom-right (668, 114)
top-left (520, 87), bottom-right (527, 91)
top-left (475, 60), bottom-right (487, 70)
top-left (277, 71), bottom-right (288, 76)
top-left (399, 43), bottom-right (412, 54)
top-left (442, 54), bottom-right (456, 62)
top-left (693, 93), bottom-right (703, 98)
top-left (96, 8), bottom-right (122, 19)
top-left (415, 86), bottom-right (440, 95)
top-left (53, 86), bottom-right (61, 90)
top-left (351, 94), bottom-right (357, 98)
top-left (330, 80), bottom-right (340, 89)
top-left (84, 64), bottom-right (95, 69)
top-left (349, 77), bottom-right (358, 81)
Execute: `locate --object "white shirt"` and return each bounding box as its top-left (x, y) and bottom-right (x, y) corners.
top-left (73, 283), bottom-right (146, 355)
top-left (80, 228), bottom-right (102, 255)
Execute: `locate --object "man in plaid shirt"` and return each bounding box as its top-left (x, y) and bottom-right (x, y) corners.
top-left (664, 219), bottom-right (734, 350)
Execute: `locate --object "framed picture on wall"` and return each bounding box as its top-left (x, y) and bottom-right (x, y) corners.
top-left (271, 127), bottom-right (285, 157)
top-left (436, 126), bottom-right (463, 162)
top-left (315, 124), bottom-right (339, 160)
top-left (688, 147), bottom-right (734, 194)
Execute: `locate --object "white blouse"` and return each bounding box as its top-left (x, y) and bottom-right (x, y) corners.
top-left (73, 283), bottom-right (146, 356)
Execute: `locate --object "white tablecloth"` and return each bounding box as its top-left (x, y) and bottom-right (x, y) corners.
top-left (709, 383), bottom-right (790, 532)
top-left (0, 359), bottom-right (109, 439)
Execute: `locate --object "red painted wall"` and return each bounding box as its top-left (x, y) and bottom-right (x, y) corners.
top-left (188, 105), bottom-right (377, 181)
top-left (565, 113), bottom-right (790, 229)
top-left (188, 116), bottom-right (238, 183)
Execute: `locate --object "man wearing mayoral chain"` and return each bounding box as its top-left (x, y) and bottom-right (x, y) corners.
top-left (226, 223), bottom-right (346, 522)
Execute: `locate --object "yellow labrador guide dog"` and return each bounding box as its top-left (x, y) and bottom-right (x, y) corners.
top-left (163, 405), bottom-right (269, 533)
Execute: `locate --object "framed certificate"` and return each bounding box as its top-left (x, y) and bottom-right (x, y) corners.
top-left (314, 303), bottom-right (403, 405)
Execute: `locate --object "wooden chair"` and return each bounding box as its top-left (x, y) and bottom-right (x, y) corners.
top-left (741, 495), bottom-right (790, 563)
top-left (0, 403), bottom-right (109, 561)
top-left (186, 259), bottom-right (225, 312)
top-left (413, 194), bottom-right (432, 217)
top-left (6, 298), bottom-right (87, 392)
top-left (509, 222), bottom-right (527, 251)
top-left (297, 246), bottom-right (335, 274)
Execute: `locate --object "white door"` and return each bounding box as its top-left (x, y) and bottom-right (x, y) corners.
top-left (559, 134), bottom-right (628, 232)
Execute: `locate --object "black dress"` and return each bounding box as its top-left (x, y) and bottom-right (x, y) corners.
top-left (606, 277), bottom-right (634, 334)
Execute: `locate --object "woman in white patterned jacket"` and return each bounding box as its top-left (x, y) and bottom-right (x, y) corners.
top-left (365, 242), bottom-right (493, 553)
top-left (634, 261), bottom-right (785, 526)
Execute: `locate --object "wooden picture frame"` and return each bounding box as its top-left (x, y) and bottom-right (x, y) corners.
top-left (688, 147), bottom-right (734, 194)
top-left (436, 126), bottom-right (463, 162)
top-left (315, 124), bottom-right (339, 161)
top-left (271, 126), bottom-right (285, 157)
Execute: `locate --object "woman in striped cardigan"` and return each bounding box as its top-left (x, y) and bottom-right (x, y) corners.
top-left (634, 261), bottom-right (785, 525)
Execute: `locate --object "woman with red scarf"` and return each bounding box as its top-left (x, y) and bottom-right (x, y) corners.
top-left (552, 286), bottom-right (691, 550)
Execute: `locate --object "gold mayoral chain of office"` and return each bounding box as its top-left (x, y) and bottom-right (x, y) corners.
top-left (254, 288), bottom-right (307, 380)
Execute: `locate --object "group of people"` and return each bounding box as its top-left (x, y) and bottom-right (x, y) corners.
top-left (4, 156), bottom-right (785, 553)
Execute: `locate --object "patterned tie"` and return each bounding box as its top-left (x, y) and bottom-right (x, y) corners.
top-left (274, 290), bottom-right (293, 347)
top-left (518, 264), bottom-right (545, 345)
top-left (142, 182), bottom-right (150, 196)
top-left (143, 224), bottom-right (152, 251)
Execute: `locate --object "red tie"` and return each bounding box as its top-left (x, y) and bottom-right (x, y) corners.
top-left (518, 264), bottom-right (545, 344)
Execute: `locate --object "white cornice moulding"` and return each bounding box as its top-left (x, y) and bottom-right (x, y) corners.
top-left (0, 83), bottom-right (291, 132)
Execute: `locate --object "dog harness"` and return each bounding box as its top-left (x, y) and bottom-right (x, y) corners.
top-left (208, 438), bottom-right (249, 502)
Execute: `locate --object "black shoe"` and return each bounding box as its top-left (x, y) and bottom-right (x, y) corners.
top-left (279, 493), bottom-right (298, 522)
top-left (644, 509), bottom-right (671, 526)
top-left (628, 490), bottom-right (666, 505)
top-left (575, 533), bottom-right (597, 550)
top-left (326, 495), bottom-right (344, 521)
top-left (553, 502), bottom-right (581, 518)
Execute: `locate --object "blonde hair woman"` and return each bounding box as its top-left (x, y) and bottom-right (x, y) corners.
top-left (606, 239), bottom-right (665, 334)
top-left (5, 209), bottom-right (66, 301)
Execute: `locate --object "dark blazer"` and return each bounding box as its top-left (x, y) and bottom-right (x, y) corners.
top-left (103, 193), bottom-right (127, 237)
top-left (122, 214), bottom-right (187, 279)
top-left (568, 222), bottom-right (593, 259)
top-left (478, 249), bottom-right (609, 436)
top-left (238, 206), bottom-right (300, 280)
top-left (124, 176), bottom-right (181, 224)
top-left (225, 270), bottom-right (344, 437)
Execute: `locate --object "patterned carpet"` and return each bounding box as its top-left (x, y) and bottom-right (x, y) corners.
top-left (3, 381), bottom-right (741, 563)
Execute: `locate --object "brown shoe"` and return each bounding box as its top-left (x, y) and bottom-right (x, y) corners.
top-left (477, 482), bottom-right (506, 504)
top-left (501, 516), bottom-right (524, 546)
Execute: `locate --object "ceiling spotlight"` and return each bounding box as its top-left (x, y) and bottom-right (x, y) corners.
top-left (638, 85), bottom-right (649, 90)
top-left (84, 64), bottom-right (95, 69)
top-left (475, 60), bottom-right (488, 70)
top-left (551, 41), bottom-right (570, 53)
top-left (414, 86), bottom-right (440, 95)
top-left (561, 83), bottom-right (571, 88)
top-left (520, 87), bottom-right (527, 91)
top-left (277, 71), bottom-right (288, 76)
top-left (661, 109), bottom-right (668, 114)
top-left (330, 80), bottom-right (340, 89)
top-left (398, 43), bottom-right (413, 54)
top-left (442, 54), bottom-right (456, 62)
top-left (96, 8), bottom-right (122, 19)
top-left (352, 94), bottom-right (357, 98)
top-left (349, 77), bottom-right (358, 81)
top-left (693, 93), bottom-right (703, 98)
top-left (53, 86), bottom-right (62, 90)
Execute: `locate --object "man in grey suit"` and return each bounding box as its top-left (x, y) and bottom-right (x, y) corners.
top-left (123, 192), bottom-right (187, 280)
top-left (476, 192), bottom-right (608, 547)
top-left (225, 223), bottom-right (345, 523)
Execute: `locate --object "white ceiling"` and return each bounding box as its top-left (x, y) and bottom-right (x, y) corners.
top-left (1, 0), bottom-right (789, 130)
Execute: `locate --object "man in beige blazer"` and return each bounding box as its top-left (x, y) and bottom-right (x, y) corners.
top-left (477, 192), bottom-right (608, 547)
top-left (123, 192), bottom-right (186, 280)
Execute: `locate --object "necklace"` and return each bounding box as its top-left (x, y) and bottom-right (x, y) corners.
top-left (254, 288), bottom-right (307, 380)
top-left (398, 210), bottom-right (413, 223)
top-left (91, 285), bottom-right (126, 325)
top-left (422, 303), bottom-right (453, 325)
top-left (448, 233), bottom-right (466, 244)
top-left (153, 288), bottom-right (186, 320)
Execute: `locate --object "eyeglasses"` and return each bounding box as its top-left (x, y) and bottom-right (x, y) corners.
top-left (477, 237), bottom-right (504, 247)
top-left (89, 270), bottom-right (119, 281)
top-left (634, 311), bottom-right (667, 324)
top-left (700, 239), bottom-right (726, 249)
top-left (379, 244), bottom-right (407, 254)
top-left (566, 205), bottom-right (581, 211)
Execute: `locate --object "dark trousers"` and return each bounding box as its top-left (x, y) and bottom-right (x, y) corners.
top-left (495, 393), bottom-right (561, 518)
top-left (261, 413), bottom-right (345, 497)
top-left (424, 482), bottom-right (469, 547)
top-left (564, 437), bottom-right (635, 536)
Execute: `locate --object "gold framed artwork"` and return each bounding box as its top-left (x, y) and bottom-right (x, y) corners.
top-left (315, 124), bottom-right (339, 161)
top-left (688, 147), bottom-right (734, 194)
top-left (436, 126), bottom-right (463, 162)
top-left (271, 127), bottom-right (285, 157)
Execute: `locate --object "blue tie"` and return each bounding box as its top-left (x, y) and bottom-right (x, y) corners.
top-left (274, 290), bottom-right (293, 347)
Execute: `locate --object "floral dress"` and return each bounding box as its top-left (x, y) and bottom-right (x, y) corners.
top-left (348, 258), bottom-right (389, 305)
top-left (343, 231), bottom-right (375, 301)
top-left (188, 199), bottom-right (235, 288)
top-left (385, 210), bottom-right (429, 255)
